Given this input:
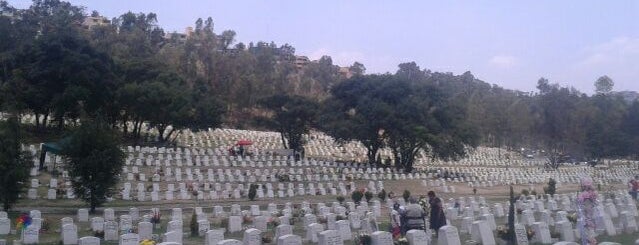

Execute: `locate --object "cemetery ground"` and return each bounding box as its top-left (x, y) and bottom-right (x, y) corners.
top-left (4, 173), bottom-right (633, 244)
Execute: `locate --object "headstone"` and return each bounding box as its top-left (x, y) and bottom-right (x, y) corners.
top-left (217, 239), bottom-right (243, 245)
top-left (306, 223), bottom-right (324, 242)
top-left (22, 226), bottom-right (40, 244)
top-left (555, 221), bottom-right (574, 242)
top-left (532, 222), bottom-right (551, 244)
top-left (104, 221), bottom-right (119, 241)
top-left (406, 229), bottom-right (429, 245)
top-left (0, 218), bottom-right (10, 235)
top-left (242, 228), bottom-right (262, 245)
top-left (471, 221), bottom-right (495, 245)
top-left (91, 217), bottom-right (105, 232)
top-left (275, 224), bottom-right (293, 239)
top-left (119, 233), bottom-right (139, 245)
top-left (78, 209), bottom-right (89, 222)
top-left (437, 225), bottom-right (461, 245)
top-left (318, 230), bottom-right (343, 245)
top-left (78, 236), bottom-right (100, 245)
top-left (228, 216), bottom-right (242, 233)
top-left (138, 222), bottom-right (153, 240)
top-left (198, 220), bottom-right (210, 236)
top-left (206, 229), bottom-right (225, 245)
top-left (336, 220), bottom-right (352, 241)
top-left (62, 224), bottom-right (78, 245)
top-left (514, 224), bottom-right (529, 245)
top-left (163, 231), bottom-right (182, 244)
top-left (370, 231), bottom-right (393, 245)
top-left (277, 234), bottom-right (302, 245)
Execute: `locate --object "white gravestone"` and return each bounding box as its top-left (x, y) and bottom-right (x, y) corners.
top-left (78, 236), bottom-right (100, 245)
top-left (437, 225), bottom-right (461, 245)
top-left (406, 229), bottom-right (429, 245)
top-left (242, 228), bottom-right (262, 245)
top-left (471, 220), bottom-right (495, 245)
top-left (119, 233), bottom-right (139, 245)
top-left (62, 224), bottom-right (78, 245)
top-left (206, 229), bottom-right (225, 245)
top-left (318, 230), bottom-right (343, 245)
top-left (370, 231), bottom-right (393, 245)
top-left (277, 234), bottom-right (302, 245)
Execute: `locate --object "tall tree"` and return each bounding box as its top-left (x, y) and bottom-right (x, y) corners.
top-left (61, 117), bottom-right (125, 213)
top-left (0, 116), bottom-right (31, 211)
top-left (594, 75), bottom-right (614, 94)
top-left (258, 94), bottom-right (318, 159)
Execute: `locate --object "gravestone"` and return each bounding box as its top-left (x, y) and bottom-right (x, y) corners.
top-left (91, 217), bottom-right (104, 232)
top-left (318, 230), bottom-right (343, 245)
top-left (228, 216), bottom-right (242, 233)
top-left (514, 224), bottom-right (529, 245)
top-left (275, 224), bottom-right (293, 239)
top-left (532, 222), bottom-right (551, 244)
top-left (198, 220), bottom-right (210, 236)
top-left (406, 229), bottom-right (429, 245)
top-left (336, 220), bottom-right (352, 241)
top-left (306, 223), bottom-right (324, 242)
top-left (78, 209), bottom-right (89, 222)
top-left (104, 208), bottom-right (115, 221)
top-left (217, 239), bottom-right (243, 245)
top-left (62, 224), bottom-right (78, 245)
top-left (206, 229), bottom-right (225, 245)
top-left (138, 222), bottom-right (153, 240)
top-left (437, 225), bottom-right (461, 245)
top-left (104, 221), bottom-right (119, 241)
top-left (0, 218), bottom-right (9, 235)
top-left (119, 233), bottom-right (139, 245)
top-left (22, 226), bottom-right (40, 244)
top-left (78, 236), bottom-right (100, 245)
top-left (370, 231), bottom-right (393, 245)
top-left (555, 221), bottom-right (574, 242)
top-left (243, 228), bottom-right (262, 245)
top-left (163, 231), bottom-right (182, 244)
top-left (471, 221), bottom-right (495, 245)
top-left (277, 234), bottom-right (302, 245)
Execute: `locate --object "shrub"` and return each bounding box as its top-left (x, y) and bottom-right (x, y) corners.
top-left (190, 209), bottom-right (198, 236)
top-left (351, 190), bottom-right (364, 204)
top-left (248, 184), bottom-right (258, 201)
top-left (521, 189), bottom-right (530, 196)
top-left (531, 190), bottom-right (537, 196)
top-left (337, 195), bottom-right (345, 204)
top-left (377, 189), bottom-right (387, 201)
top-left (364, 191), bottom-right (374, 202)
top-left (403, 190), bottom-right (411, 202)
top-left (544, 178), bottom-right (557, 197)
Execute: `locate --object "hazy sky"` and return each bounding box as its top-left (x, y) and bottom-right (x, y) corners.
top-left (9, 0), bottom-right (639, 93)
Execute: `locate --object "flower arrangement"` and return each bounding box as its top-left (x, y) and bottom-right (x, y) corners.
top-left (150, 209), bottom-right (161, 224)
top-left (243, 215), bottom-right (253, 223)
top-left (496, 225), bottom-right (509, 240)
top-left (526, 227), bottom-right (535, 240)
top-left (394, 237), bottom-right (409, 245)
top-left (15, 213), bottom-right (32, 231)
top-left (566, 213), bottom-right (578, 224)
top-left (356, 233), bottom-right (372, 245)
top-left (139, 239), bottom-right (156, 245)
top-left (261, 234), bottom-right (273, 243)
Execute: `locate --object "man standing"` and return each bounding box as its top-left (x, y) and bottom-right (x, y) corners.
top-left (428, 191), bottom-right (446, 232)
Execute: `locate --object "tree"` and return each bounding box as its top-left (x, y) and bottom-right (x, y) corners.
top-left (258, 94), bottom-right (318, 159)
top-left (61, 117), bottom-right (125, 213)
top-left (594, 75), bottom-right (614, 94)
top-left (0, 116), bottom-right (31, 211)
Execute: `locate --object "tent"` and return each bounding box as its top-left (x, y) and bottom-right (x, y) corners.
top-left (39, 137), bottom-right (71, 170)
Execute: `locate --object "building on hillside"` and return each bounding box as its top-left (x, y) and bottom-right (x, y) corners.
top-left (164, 27), bottom-right (194, 44)
top-left (339, 66), bottom-right (354, 79)
top-left (81, 16), bottom-right (110, 30)
top-left (294, 56), bottom-right (310, 69)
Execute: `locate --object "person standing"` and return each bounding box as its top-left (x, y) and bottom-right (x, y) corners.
top-left (404, 197), bottom-right (426, 233)
top-left (428, 191), bottom-right (446, 232)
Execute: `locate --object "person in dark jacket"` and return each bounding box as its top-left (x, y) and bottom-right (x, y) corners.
top-left (428, 191), bottom-right (446, 232)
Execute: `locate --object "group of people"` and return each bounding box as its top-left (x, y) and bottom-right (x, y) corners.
top-left (389, 191), bottom-right (446, 238)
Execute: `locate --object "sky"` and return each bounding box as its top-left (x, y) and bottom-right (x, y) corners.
top-left (8, 0), bottom-right (639, 93)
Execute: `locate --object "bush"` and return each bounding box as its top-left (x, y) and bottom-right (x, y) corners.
top-left (377, 189), bottom-right (387, 201)
top-left (544, 178), bottom-right (557, 197)
top-left (351, 190), bottom-right (364, 204)
top-left (190, 209), bottom-right (198, 236)
top-left (403, 190), bottom-right (411, 202)
top-left (521, 189), bottom-right (530, 196)
top-left (337, 195), bottom-right (345, 204)
top-left (248, 184), bottom-right (258, 201)
top-left (531, 190), bottom-right (537, 196)
top-left (364, 191), bottom-right (374, 202)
